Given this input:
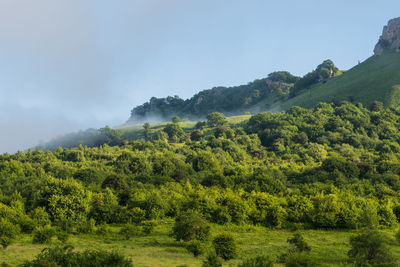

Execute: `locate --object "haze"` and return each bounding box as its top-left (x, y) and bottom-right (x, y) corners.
top-left (1, 0), bottom-right (399, 153)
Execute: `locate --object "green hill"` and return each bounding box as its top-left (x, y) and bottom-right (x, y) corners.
top-left (283, 52), bottom-right (400, 109)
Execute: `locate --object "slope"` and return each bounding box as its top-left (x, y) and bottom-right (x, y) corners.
top-left (282, 52), bottom-right (400, 109)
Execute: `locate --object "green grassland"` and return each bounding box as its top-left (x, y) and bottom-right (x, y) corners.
top-left (118, 115), bottom-right (252, 141)
top-left (282, 52), bottom-right (400, 110)
top-left (2, 221), bottom-right (400, 266)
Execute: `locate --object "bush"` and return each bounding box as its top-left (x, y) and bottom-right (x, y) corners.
top-left (285, 253), bottom-right (317, 267)
top-left (202, 252), bottom-right (222, 267)
top-left (128, 207), bottom-right (146, 224)
top-left (185, 240), bottom-right (205, 257)
top-left (212, 233), bottom-right (237, 260)
top-left (0, 218), bottom-right (20, 249)
top-left (119, 224), bottom-right (142, 240)
top-left (287, 233), bottom-right (311, 253)
top-left (76, 218), bottom-right (96, 234)
top-left (238, 255), bottom-right (274, 267)
top-left (21, 245), bottom-right (133, 267)
top-left (96, 223), bottom-right (111, 236)
top-left (32, 225), bottom-right (56, 244)
top-left (141, 220), bottom-right (156, 235)
top-left (348, 230), bottom-right (394, 265)
top-left (396, 229), bottom-right (400, 244)
top-left (172, 210), bottom-right (210, 242)
top-left (57, 231), bottom-right (70, 243)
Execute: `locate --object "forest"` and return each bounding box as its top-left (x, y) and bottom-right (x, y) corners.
top-left (2, 101), bottom-right (400, 266)
top-left (127, 60), bottom-right (340, 123)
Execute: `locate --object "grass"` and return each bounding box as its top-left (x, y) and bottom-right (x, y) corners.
top-left (282, 52), bottom-right (400, 110)
top-left (2, 221), bottom-right (400, 266)
top-left (116, 115), bottom-right (252, 142)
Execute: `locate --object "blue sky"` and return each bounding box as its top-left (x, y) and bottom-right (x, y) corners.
top-left (0, 0), bottom-right (399, 153)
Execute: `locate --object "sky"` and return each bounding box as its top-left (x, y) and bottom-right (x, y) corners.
top-left (0, 0), bottom-right (399, 153)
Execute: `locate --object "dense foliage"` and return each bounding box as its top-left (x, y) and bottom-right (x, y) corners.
top-left (22, 246), bottom-right (133, 267)
top-left (3, 102), bottom-right (400, 255)
top-left (128, 71), bottom-right (304, 123)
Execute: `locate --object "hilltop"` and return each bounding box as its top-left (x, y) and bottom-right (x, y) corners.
top-left (127, 17), bottom-right (400, 125)
top-left (37, 17), bottom-right (400, 151)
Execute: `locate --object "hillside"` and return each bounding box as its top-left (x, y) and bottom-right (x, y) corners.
top-left (282, 52), bottom-right (400, 110)
top-left (6, 102), bottom-right (400, 265)
top-left (126, 17), bottom-right (400, 124)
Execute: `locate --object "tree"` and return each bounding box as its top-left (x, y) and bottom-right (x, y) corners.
top-left (287, 233), bottom-right (311, 253)
top-left (212, 233), bottom-right (237, 260)
top-left (348, 230), bottom-right (394, 265)
top-left (371, 101), bottom-right (384, 112)
top-left (163, 123), bottom-right (184, 141)
top-left (206, 112), bottom-right (227, 127)
top-left (0, 218), bottom-right (20, 249)
top-left (100, 126), bottom-right (123, 146)
top-left (101, 174), bottom-right (128, 191)
top-left (143, 123), bottom-right (151, 138)
top-left (190, 129), bottom-right (204, 141)
top-left (171, 210), bottom-right (210, 242)
top-left (172, 116), bottom-right (181, 123)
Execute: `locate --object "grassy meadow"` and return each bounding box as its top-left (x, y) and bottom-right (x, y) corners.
top-left (282, 52), bottom-right (400, 110)
top-left (2, 221), bottom-right (400, 266)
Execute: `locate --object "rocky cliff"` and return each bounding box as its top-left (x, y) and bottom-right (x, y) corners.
top-left (374, 17), bottom-right (400, 55)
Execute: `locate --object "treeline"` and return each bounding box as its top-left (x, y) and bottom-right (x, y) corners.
top-left (128, 60), bottom-right (340, 123)
top-left (2, 101), bottom-right (400, 249)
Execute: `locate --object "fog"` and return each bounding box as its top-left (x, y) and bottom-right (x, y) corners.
top-left (0, 0), bottom-right (399, 153)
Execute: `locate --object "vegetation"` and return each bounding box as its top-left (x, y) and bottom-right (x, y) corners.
top-left (348, 230), bottom-right (394, 265)
top-left (4, 101), bottom-right (400, 265)
top-left (212, 233), bottom-right (237, 260)
top-left (22, 246), bottom-right (133, 267)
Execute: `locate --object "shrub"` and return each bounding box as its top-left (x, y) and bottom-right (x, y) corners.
top-left (185, 240), bottom-right (205, 257)
top-left (212, 233), bottom-right (237, 260)
top-left (119, 224), bottom-right (142, 240)
top-left (76, 218), bottom-right (96, 234)
top-left (396, 229), bottom-right (400, 244)
top-left (238, 255), bottom-right (274, 267)
top-left (172, 210), bottom-right (210, 242)
top-left (96, 223), bottom-right (111, 236)
top-left (128, 207), bottom-right (146, 224)
top-left (32, 225), bottom-right (56, 244)
top-left (285, 253), bottom-right (317, 267)
top-left (0, 218), bottom-right (20, 249)
top-left (141, 220), bottom-right (156, 235)
top-left (287, 233), bottom-right (311, 253)
top-left (101, 174), bottom-right (128, 191)
top-left (202, 252), bottom-right (222, 267)
top-left (57, 231), bottom-right (69, 243)
top-left (21, 245), bottom-right (133, 267)
top-left (348, 230), bottom-right (394, 265)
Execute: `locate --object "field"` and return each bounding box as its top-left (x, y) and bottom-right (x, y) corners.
top-left (2, 221), bottom-right (400, 266)
top-left (117, 114), bottom-right (252, 140)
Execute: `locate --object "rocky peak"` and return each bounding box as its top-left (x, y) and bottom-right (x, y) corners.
top-left (374, 17), bottom-right (400, 56)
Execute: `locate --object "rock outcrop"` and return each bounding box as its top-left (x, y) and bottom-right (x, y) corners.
top-left (374, 17), bottom-right (400, 56)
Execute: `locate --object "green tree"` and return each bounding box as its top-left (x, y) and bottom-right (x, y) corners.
top-left (172, 116), bottom-right (181, 123)
top-left (207, 112), bottom-right (227, 127)
top-left (212, 233), bottom-right (237, 260)
top-left (0, 218), bottom-right (20, 249)
top-left (348, 230), bottom-right (394, 265)
top-left (172, 210), bottom-right (210, 242)
top-left (101, 173), bottom-right (128, 191)
top-left (143, 123), bottom-right (151, 138)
